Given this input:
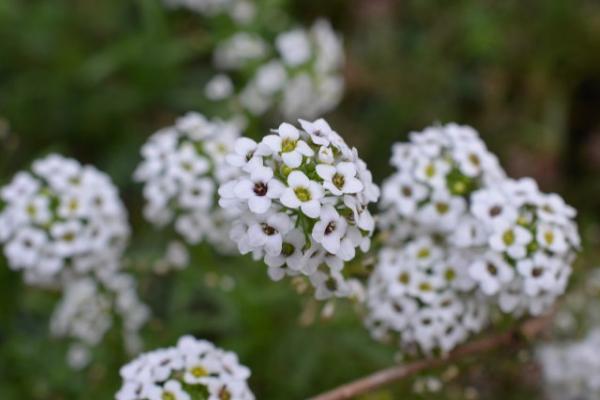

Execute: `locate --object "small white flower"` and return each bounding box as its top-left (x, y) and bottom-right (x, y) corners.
top-left (316, 162), bottom-right (363, 196)
top-left (262, 123), bottom-right (314, 167)
top-left (536, 223), bottom-right (568, 254)
top-left (233, 165), bottom-right (285, 214)
top-left (469, 252), bottom-right (514, 295)
top-left (247, 212), bottom-right (292, 256)
top-left (489, 222), bottom-right (532, 259)
top-left (204, 74), bottom-right (234, 101)
top-left (280, 171), bottom-right (323, 218)
top-left (276, 28), bottom-right (311, 66)
top-left (312, 205), bottom-right (348, 254)
top-left (299, 118), bottom-right (335, 147)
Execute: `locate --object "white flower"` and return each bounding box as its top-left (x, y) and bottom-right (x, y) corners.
top-left (254, 61), bottom-right (287, 95)
top-left (233, 164), bottom-right (285, 214)
top-left (264, 229), bottom-right (305, 275)
top-left (488, 222), bottom-right (532, 259)
top-left (381, 173), bottom-right (428, 216)
top-left (276, 28), bottom-right (311, 66)
top-left (280, 171), bottom-right (323, 218)
top-left (316, 162), bottom-right (363, 196)
top-left (0, 155), bottom-right (129, 284)
top-left (204, 74), bottom-right (234, 101)
top-left (312, 205), bottom-right (348, 255)
top-left (536, 223), bottom-right (568, 254)
top-left (219, 119), bottom-right (377, 300)
top-left (117, 336), bottom-right (254, 400)
top-left (135, 112), bottom-right (242, 251)
top-left (471, 187), bottom-right (518, 227)
top-left (262, 123), bottom-right (314, 167)
top-left (469, 252), bottom-right (514, 295)
top-left (247, 212), bottom-right (292, 256)
top-left (299, 118), bottom-right (335, 147)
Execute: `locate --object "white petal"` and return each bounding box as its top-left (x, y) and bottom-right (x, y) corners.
top-left (287, 171), bottom-right (309, 187)
top-left (316, 164), bottom-right (336, 181)
top-left (301, 200), bottom-right (321, 218)
top-left (278, 122), bottom-right (299, 140)
top-left (280, 189), bottom-right (301, 208)
top-left (282, 151), bottom-right (302, 168)
top-left (249, 196), bottom-right (271, 214)
top-left (233, 180), bottom-right (254, 199)
top-left (262, 135), bottom-right (282, 152)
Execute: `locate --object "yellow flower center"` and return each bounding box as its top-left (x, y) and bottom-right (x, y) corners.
top-left (281, 138), bottom-right (297, 153)
top-left (162, 392), bottom-right (176, 400)
top-left (502, 230), bottom-right (515, 246)
top-left (294, 187), bottom-right (311, 202)
top-left (191, 365), bottom-right (208, 378)
top-left (332, 173), bottom-right (345, 189)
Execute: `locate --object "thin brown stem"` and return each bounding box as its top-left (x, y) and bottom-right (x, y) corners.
top-left (309, 313), bottom-right (554, 400)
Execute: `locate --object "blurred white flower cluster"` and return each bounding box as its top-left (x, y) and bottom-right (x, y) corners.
top-left (0, 154), bottom-right (130, 285)
top-left (219, 119), bottom-right (379, 300)
top-left (135, 112), bottom-right (243, 254)
top-left (51, 273), bottom-right (150, 369)
top-left (0, 154), bottom-right (150, 368)
top-left (232, 19), bottom-right (345, 120)
top-left (370, 123), bottom-right (579, 353)
top-left (163, 0), bottom-right (345, 120)
top-left (366, 237), bottom-right (488, 354)
top-left (117, 335), bottom-right (254, 400)
top-left (537, 328), bottom-right (600, 400)
top-left (163, 0), bottom-right (256, 23)
top-left (468, 177), bottom-right (579, 315)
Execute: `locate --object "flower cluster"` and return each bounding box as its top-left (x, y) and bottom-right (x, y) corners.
top-left (468, 178), bottom-right (580, 315)
top-left (537, 328), bottom-right (600, 400)
top-left (380, 123), bottom-right (505, 241)
top-left (117, 336), bottom-right (254, 400)
top-left (50, 272), bottom-right (150, 369)
top-left (134, 112), bottom-right (242, 252)
top-left (219, 119), bottom-right (379, 300)
top-left (206, 19), bottom-right (344, 120)
top-left (370, 123), bottom-right (580, 353)
top-left (0, 154), bottom-right (130, 285)
top-left (365, 237), bottom-right (488, 355)
top-left (163, 0), bottom-right (256, 23)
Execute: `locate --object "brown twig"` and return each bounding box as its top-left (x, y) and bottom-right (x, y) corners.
top-left (309, 313), bottom-right (554, 400)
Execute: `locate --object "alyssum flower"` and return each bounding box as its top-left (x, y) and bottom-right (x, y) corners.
top-left (365, 237), bottom-right (489, 355)
top-left (134, 112), bottom-right (243, 252)
top-left (219, 118), bottom-right (379, 300)
top-left (116, 335), bottom-right (254, 400)
top-left (380, 123), bottom-right (505, 243)
top-left (0, 154), bottom-right (130, 285)
top-left (468, 177), bottom-right (580, 316)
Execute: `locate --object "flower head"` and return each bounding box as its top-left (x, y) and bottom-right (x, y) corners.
top-left (219, 119), bottom-right (378, 300)
top-left (0, 154), bottom-right (130, 285)
top-left (116, 336), bottom-right (254, 400)
top-left (135, 112), bottom-right (243, 252)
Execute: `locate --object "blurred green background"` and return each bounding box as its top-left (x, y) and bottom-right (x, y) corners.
top-left (2, 0), bottom-right (600, 399)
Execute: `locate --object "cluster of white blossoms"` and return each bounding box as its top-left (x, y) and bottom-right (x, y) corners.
top-left (380, 123), bottom-right (505, 242)
top-left (135, 112), bottom-right (243, 252)
top-left (117, 336), bottom-right (254, 400)
top-left (0, 154), bottom-right (130, 285)
top-left (370, 123), bottom-right (580, 353)
top-left (163, 0), bottom-right (256, 23)
top-left (537, 328), bottom-right (600, 400)
top-left (365, 238), bottom-right (488, 354)
top-left (50, 272), bottom-right (150, 369)
top-left (219, 119), bottom-right (379, 300)
top-left (468, 177), bottom-right (580, 315)
top-left (206, 19), bottom-right (344, 120)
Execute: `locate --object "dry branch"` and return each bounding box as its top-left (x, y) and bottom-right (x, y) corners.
top-left (309, 313), bottom-right (554, 400)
